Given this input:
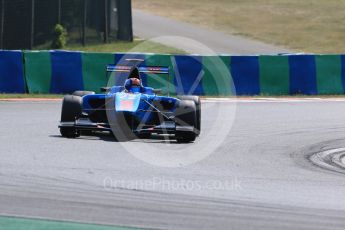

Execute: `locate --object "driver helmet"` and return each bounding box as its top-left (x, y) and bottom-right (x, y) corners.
top-left (124, 78), bottom-right (142, 93)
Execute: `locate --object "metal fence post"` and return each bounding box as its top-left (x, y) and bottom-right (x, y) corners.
top-left (117, 0), bottom-right (133, 41)
top-left (104, 0), bottom-right (108, 43)
top-left (57, 0), bottom-right (61, 24)
top-left (82, 0), bottom-right (87, 46)
top-left (30, 0), bottom-right (35, 49)
top-left (0, 0), bottom-right (4, 49)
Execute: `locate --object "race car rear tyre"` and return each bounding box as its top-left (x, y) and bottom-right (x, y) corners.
top-left (60, 95), bottom-right (82, 138)
top-left (174, 100), bottom-right (197, 143)
top-left (72, 90), bottom-right (95, 97)
top-left (177, 95), bottom-right (201, 135)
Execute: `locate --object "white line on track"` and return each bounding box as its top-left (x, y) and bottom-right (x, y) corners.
top-left (2, 97), bottom-right (345, 103)
top-left (202, 98), bottom-right (345, 103)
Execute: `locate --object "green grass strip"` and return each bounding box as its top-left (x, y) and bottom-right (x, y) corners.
top-left (0, 216), bottom-right (141, 230)
top-left (0, 94), bottom-right (63, 99)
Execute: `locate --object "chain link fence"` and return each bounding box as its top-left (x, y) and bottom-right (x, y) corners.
top-left (0, 0), bottom-right (132, 49)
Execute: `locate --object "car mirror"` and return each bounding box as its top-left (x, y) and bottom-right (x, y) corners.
top-left (100, 87), bottom-right (110, 92)
top-left (153, 89), bottom-right (162, 94)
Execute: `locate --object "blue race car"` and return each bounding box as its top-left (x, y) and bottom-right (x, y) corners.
top-left (59, 60), bottom-right (201, 143)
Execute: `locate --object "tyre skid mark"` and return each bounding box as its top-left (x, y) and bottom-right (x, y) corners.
top-left (309, 148), bottom-right (345, 174)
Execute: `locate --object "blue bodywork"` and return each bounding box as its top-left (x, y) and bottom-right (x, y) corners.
top-left (81, 64), bottom-right (179, 132)
top-left (82, 89), bottom-right (179, 127)
top-left (59, 62), bottom-right (199, 142)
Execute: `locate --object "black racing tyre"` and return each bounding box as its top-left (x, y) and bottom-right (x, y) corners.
top-left (60, 127), bottom-right (79, 138)
top-left (174, 100), bottom-right (197, 143)
top-left (72, 90), bottom-right (95, 97)
top-left (60, 95), bottom-right (82, 138)
top-left (136, 133), bottom-right (152, 139)
top-left (177, 95), bottom-right (201, 135)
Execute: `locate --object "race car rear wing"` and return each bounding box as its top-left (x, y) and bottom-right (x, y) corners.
top-left (106, 64), bottom-right (169, 75)
top-left (106, 64), bottom-right (171, 95)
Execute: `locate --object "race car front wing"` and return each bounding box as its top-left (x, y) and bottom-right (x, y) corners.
top-left (59, 118), bottom-right (195, 135)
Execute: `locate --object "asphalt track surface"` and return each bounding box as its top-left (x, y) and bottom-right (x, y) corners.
top-left (133, 9), bottom-right (290, 55)
top-left (1, 99), bottom-right (345, 229)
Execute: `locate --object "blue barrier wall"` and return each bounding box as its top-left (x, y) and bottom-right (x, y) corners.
top-left (231, 56), bottom-right (260, 95)
top-left (50, 51), bottom-right (84, 94)
top-left (2, 50), bottom-right (345, 95)
top-left (289, 55), bottom-right (317, 95)
top-left (174, 55), bottom-right (204, 95)
top-left (0, 51), bottom-right (25, 93)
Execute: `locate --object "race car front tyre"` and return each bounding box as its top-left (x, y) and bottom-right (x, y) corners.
top-left (72, 90), bottom-right (95, 97)
top-left (136, 133), bottom-right (152, 139)
top-left (60, 95), bottom-right (82, 138)
top-left (177, 95), bottom-right (201, 136)
top-left (60, 127), bottom-right (80, 138)
top-left (174, 100), bottom-right (197, 143)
